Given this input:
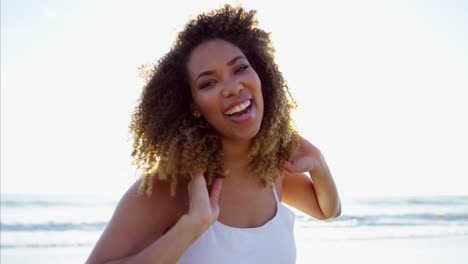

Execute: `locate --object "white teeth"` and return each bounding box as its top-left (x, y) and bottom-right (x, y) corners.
top-left (225, 100), bottom-right (251, 115)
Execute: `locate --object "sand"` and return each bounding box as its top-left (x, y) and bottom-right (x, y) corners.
top-left (1, 236), bottom-right (467, 264)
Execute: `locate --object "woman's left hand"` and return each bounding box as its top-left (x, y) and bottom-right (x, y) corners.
top-left (282, 136), bottom-right (323, 173)
top-left (281, 136), bottom-right (341, 219)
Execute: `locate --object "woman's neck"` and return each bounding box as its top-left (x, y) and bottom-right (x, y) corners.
top-left (222, 139), bottom-right (250, 172)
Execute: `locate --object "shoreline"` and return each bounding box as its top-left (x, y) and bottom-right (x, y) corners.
top-left (2, 236), bottom-right (467, 264)
top-left (297, 236), bottom-right (468, 264)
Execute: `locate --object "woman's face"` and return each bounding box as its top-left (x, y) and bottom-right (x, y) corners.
top-left (186, 39), bottom-right (264, 142)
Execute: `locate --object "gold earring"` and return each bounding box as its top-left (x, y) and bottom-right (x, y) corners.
top-left (193, 111), bottom-right (201, 118)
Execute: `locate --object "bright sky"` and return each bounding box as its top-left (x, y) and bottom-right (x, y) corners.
top-left (2, 0), bottom-right (467, 197)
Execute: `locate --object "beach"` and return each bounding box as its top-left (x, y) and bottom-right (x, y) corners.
top-left (2, 237), bottom-right (467, 264)
top-left (2, 194), bottom-right (467, 263)
top-left (297, 237), bottom-right (468, 264)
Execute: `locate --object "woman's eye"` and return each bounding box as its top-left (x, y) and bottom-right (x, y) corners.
top-left (236, 65), bottom-right (249, 73)
top-left (200, 80), bottom-right (215, 89)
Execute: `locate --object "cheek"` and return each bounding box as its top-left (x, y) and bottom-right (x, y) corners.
top-left (251, 74), bottom-right (263, 102)
top-left (249, 71), bottom-right (262, 92)
top-left (195, 92), bottom-right (218, 113)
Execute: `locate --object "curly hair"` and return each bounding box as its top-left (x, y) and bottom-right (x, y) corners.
top-left (130, 4), bottom-right (299, 196)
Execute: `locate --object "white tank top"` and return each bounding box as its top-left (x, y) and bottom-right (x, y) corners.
top-left (177, 186), bottom-right (296, 264)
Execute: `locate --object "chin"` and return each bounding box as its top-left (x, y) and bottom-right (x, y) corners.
top-left (233, 125), bottom-right (262, 141)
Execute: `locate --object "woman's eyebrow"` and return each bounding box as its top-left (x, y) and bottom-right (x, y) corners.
top-left (195, 56), bottom-right (246, 82)
top-left (195, 70), bottom-right (216, 82)
top-left (226, 56), bottom-right (245, 66)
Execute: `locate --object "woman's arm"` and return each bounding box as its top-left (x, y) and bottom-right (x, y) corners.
top-left (86, 173), bottom-right (222, 264)
top-left (282, 137), bottom-right (341, 220)
top-left (100, 215), bottom-right (203, 264)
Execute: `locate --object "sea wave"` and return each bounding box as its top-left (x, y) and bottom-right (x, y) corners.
top-left (352, 196), bottom-right (468, 206)
top-left (1, 200), bottom-right (117, 207)
top-left (1, 221), bottom-right (107, 231)
top-left (2, 212), bottom-right (467, 232)
top-left (2, 195), bottom-right (468, 249)
top-left (297, 212), bottom-right (468, 227)
top-left (1, 242), bottom-right (94, 248)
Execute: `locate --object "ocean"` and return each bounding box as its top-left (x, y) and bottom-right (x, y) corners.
top-left (1, 194), bottom-right (467, 263)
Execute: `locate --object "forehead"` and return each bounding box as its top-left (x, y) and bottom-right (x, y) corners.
top-left (186, 39), bottom-right (245, 76)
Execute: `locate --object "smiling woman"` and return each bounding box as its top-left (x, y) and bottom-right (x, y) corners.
top-left (130, 5), bottom-right (302, 197)
top-left (86, 4), bottom-right (340, 264)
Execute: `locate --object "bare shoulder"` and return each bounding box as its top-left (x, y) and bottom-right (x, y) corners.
top-left (86, 177), bottom-right (188, 263)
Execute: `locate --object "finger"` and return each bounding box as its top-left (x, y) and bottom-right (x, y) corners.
top-left (223, 169), bottom-right (231, 177)
top-left (190, 172), bottom-right (206, 186)
top-left (209, 178), bottom-right (223, 207)
top-left (188, 172), bottom-right (208, 202)
top-left (281, 160), bottom-right (295, 170)
top-left (190, 171), bottom-right (204, 180)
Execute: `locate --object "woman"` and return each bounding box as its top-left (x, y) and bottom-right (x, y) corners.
top-left (87, 5), bottom-right (340, 264)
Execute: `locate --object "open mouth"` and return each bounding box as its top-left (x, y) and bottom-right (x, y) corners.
top-left (225, 99), bottom-right (252, 117)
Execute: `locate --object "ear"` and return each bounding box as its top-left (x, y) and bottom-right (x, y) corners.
top-left (190, 103), bottom-right (202, 118)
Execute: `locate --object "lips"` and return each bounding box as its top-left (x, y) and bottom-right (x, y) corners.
top-left (224, 100), bottom-right (255, 124)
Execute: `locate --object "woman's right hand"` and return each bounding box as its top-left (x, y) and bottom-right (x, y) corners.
top-left (185, 172), bottom-right (223, 236)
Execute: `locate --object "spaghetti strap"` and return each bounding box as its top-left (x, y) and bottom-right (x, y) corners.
top-left (272, 185), bottom-right (280, 203)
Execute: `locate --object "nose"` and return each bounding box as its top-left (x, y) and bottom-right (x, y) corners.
top-left (221, 77), bottom-right (243, 97)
